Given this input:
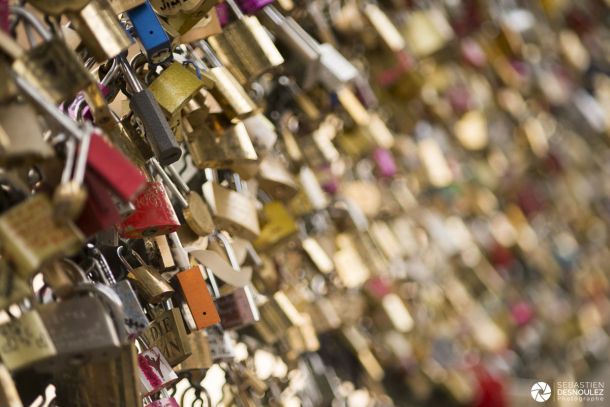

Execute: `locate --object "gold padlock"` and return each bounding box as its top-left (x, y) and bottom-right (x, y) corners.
top-left (0, 194), bottom-right (84, 277)
top-left (202, 180), bottom-right (260, 241)
top-left (149, 62), bottom-right (205, 120)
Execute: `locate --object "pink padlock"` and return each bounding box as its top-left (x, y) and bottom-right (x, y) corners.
top-left (145, 398), bottom-right (180, 407)
top-left (118, 181), bottom-right (181, 238)
top-left (372, 148), bottom-right (397, 178)
top-left (138, 347), bottom-right (179, 397)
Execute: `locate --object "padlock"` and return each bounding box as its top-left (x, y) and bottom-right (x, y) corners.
top-left (0, 307), bottom-right (57, 372)
top-left (195, 41), bottom-right (258, 120)
top-left (69, 0), bottom-right (134, 62)
top-left (0, 194), bottom-right (84, 277)
top-left (127, 1), bottom-right (173, 64)
top-left (211, 232), bottom-right (259, 330)
top-left (86, 129), bottom-right (147, 203)
top-left (371, 148), bottom-right (397, 178)
top-left (150, 0), bottom-right (207, 16)
top-left (137, 345), bottom-right (179, 396)
top-left (36, 282), bottom-right (127, 370)
top-left (0, 101), bottom-right (53, 167)
top-left (0, 265), bottom-right (31, 311)
top-left (54, 343), bottom-right (140, 407)
top-left (6, 7), bottom-right (95, 104)
top-left (145, 396), bottom-right (180, 407)
top-left (173, 265), bottom-right (221, 330)
top-left (118, 246), bottom-right (175, 304)
top-left (256, 156), bottom-right (299, 201)
top-left (89, 246), bottom-right (150, 339)
top-left (402, 8), bottom-right (454, 58)
top-left (177, 9), bottom-right (222, 43)
top-left (140, 303), bottom-right (192, 366)
top-left (202, 177), bottom-right (260, 240)
top-left (118, 55), bottom-right (182, 166)
top-left (175, 329), bottom-right (213, 374)
top-left (118, 179), bottom-right (181, 239)
top-left (206, 324), bottom-right (235, 362)
top-left (148, 62), bottom-right (205, 121)
top-left (209, 0), bottom-right (283, 83)
top-left (234, 0), bottom-right (273, 14)
top-left (75, 171), bottom-right (122, 237)
top-left (108, 0), bottom-right (146, 13)
top-left (149, 157), bottom-right (215, 237)
top-left (254, 201), bottom-right (298, 250)
top-left (241, 113), bottom-right (278, 156)
top-left (187, 114), bottom-right (259, 179)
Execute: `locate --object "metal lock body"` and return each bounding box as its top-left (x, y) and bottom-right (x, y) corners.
top-left (148, 62), bottom-right (205, 119)
top-left (119, 56), bottom-right (182, 166)
top-left (0, 310), bottom-right (57, 371)
top-left (140, 307), bottom-right (192, 366)
top-left (150, 0), bottom-right (206, 15)
top-left (6, 7), bottom-right (94, 104)
top-left (54, 343), bottom-right (140, 407)
top-left (69, 0), bottom-right (134, 62)
top-left (175, 330), bottom-right (213, 373)
top-left (206, 325), bottom-right (234, 362)
top-left (128, 1), bottom-right (173, 64)
top-left (256, 157), bottom-right (299, 201)
top-left (0, 194), bottom-right (84, 277)
top-left (36, 288), bottom-right (125, 370)
top-left (187, 116), bottom-right (258, 178)
top-left (108, 0), bottom-right (146, 13)
top-left (86, 131), bottom-right (147, 203)
top-left (219, 0), bottom-right (284, 82)
top-left (0, 101), bottom-right (53, 167)
top-left (118, 181), bottom-right (181, 238)
top-left (137, 346), bottom-right (179, 396)
top-left (202, 181), bottom-right (260, 240)
top-left (118, 247), bottom-right (175, 304)
top-left (174, 266), bottom-right (221, 329)
top-left (177, 9), bottom-right (222, 43)
top-left (216, 286), bottom-right (258, 330)
top-left (254, 201), bottom-right (298, 251)
top-left (241, 113), bottom-right (278, 155)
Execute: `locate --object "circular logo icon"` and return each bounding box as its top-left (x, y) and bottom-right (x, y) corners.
top-left (531, 382), bottom-right (552, 402)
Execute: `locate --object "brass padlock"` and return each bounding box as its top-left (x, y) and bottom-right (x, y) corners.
top-left (149, 62), bottom-right (205, 120)
top-left (175, 330), bottom-right (213, 376)
top-left (187, 114), bottom-right (259, 179)
top-left (7, 7), bottom-right (95, 104)
top-left (69, 0), bottom-right (134, 62)
top-left (209, 0), bottom-right (283, 82)
top-left (202, 179), bottom-right (260, 241)
top-left (0, 307), bottom-right (57, 372)
top-left (197, 41), bottom-right (258, 120)
top-left (177, 9), bottom-right (222, 43)
top-left (54, 343), bottom-right (140, 407)
top-left (256, 156), bottom-right (299, 201)
top-left (140, 304), bottom-right (192, 366)
top-left (0, 194), bottom-right (84, 277)
top-left (0, 101), bottom-right (53, 167)
top-left (118, 247), bottom-right (175, 304)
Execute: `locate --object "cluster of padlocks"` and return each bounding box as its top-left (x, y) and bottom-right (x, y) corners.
top-left (1, 0), bottom-right (610, 406)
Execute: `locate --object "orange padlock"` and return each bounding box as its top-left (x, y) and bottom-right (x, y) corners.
top-left (174, 265), bottom-right (220, 330)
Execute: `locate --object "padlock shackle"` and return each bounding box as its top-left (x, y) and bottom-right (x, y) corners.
top-left (149, 158), bottom-right (189, 208)
top-left (197, 40), bottom-right (222, 68)
top-left (9, 6), bottom-right (52, 42)
top-left (212, 231), bottom-right (241, 272)
top-left (117, 54), bottom-right (145, 94)
top-left (116, 246), bottom-right (134, 272)
top-left (224, 0), bottom-right (245, 20)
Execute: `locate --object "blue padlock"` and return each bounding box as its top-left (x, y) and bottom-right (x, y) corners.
top-left (127, 1), bottom-right (173, 64)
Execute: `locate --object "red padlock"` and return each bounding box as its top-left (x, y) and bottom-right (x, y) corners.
top-left (118, 181), bottom-right (181, 238)
top-left (76, 171), bottom-right (122, 237)
top-left (86, 130), bottom-right (146, 202)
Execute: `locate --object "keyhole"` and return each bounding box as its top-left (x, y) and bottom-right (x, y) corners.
top-left (149, 30), bottom-right (154, 35)
top-left (202, 312), bottom-right (207, 315)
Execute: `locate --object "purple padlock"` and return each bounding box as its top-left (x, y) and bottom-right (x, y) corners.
top-left (65, 83), bottom-right (111, 122)
top-left (372, 148), bottom-right (397, 178)
top-left (145, 398), bottom-right (180, 407)
top-left (236, 0), bottom-right (274, 14)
